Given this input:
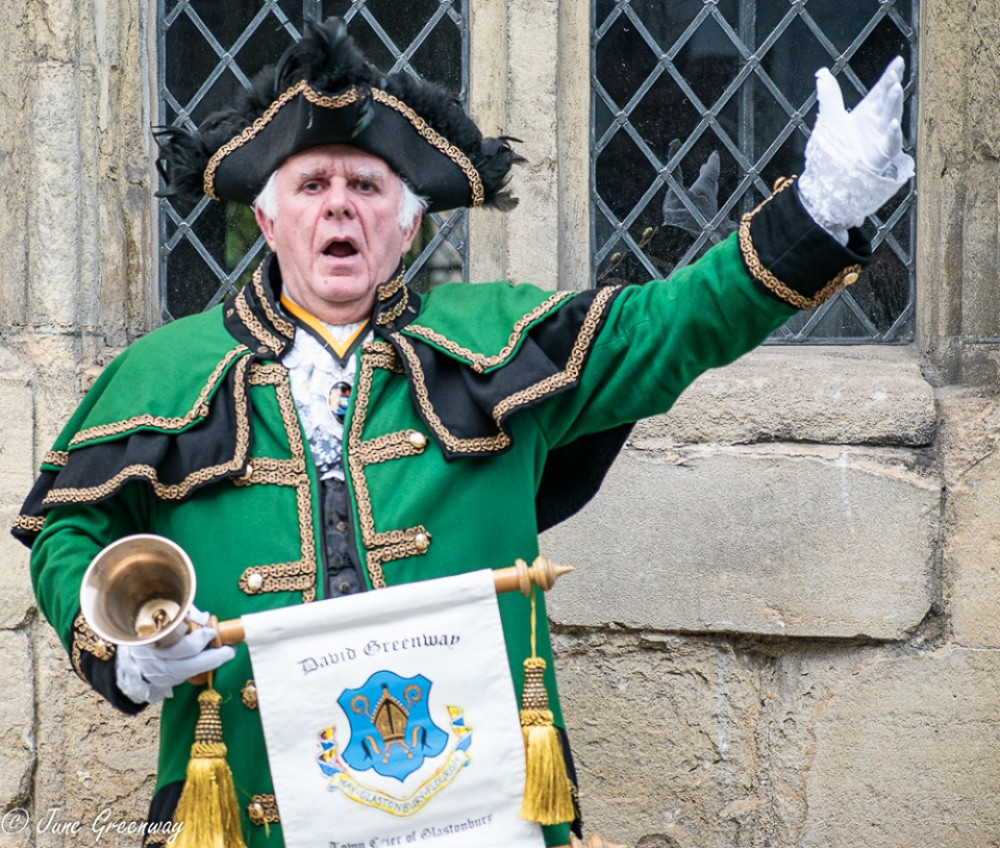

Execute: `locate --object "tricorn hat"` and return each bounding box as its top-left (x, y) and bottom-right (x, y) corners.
top-left (155, 17), bottom-right (521, 213)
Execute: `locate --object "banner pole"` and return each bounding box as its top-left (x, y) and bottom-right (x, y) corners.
top-left (212, 555), bottom-right (573, 647)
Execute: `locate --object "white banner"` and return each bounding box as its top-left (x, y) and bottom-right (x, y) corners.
top-left (242, 570), bottom-right (546, 848)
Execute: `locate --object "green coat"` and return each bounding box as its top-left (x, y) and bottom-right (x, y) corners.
top-left (16, 182), bottom-right (868, 846)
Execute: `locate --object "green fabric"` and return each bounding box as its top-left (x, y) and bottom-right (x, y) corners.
top-left (48, 312), bottom-right (247, 451)
top-left (29, 233), bottom-right (794, 848)
top-left (400, 280), bottom-right (568, 370)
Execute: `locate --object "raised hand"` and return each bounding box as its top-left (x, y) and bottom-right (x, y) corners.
top-left (798, 57), bottom-right (915, 242)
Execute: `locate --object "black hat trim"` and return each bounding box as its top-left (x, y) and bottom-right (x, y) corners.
top-left (203, 80), bottom-right (485, 208)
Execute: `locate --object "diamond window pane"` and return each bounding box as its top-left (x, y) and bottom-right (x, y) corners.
top-left (158, 0), bottom-right (470, 321)
top-left (592, 0), bottom-right (919, 344)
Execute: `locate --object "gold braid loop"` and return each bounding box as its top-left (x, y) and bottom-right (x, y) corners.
top-left (738, 176), bottom-right (862, 310)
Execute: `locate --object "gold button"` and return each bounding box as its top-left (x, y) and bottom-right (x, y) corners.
top-left (240, 463), bottom-right (254, 481)
top-left (842, 271), bottom-right (860, 286)
top-left (247, 572), bottom-right (264, 591)
top-left (241, 680), bottom-right (258, 710)
top-left (408, 431), bottom-right (428, 449)
top-left (248, 802), bottom-right (264, 826)
top-left (414, 532), bottom-right (430, 551)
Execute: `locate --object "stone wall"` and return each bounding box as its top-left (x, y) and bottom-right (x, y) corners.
top-left (2, 2), bottom-right (1000, 847)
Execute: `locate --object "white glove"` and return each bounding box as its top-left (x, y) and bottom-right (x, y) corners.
top-left (115, 606), bottom-right (235, 704)
top-left (798, 56), bottom-right (915, 245)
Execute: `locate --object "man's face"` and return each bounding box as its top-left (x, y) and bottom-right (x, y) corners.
top-left (254, 145), bottom-right (422, 324)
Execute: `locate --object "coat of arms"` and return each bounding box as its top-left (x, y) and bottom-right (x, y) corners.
top-left (316, 669), bottom-right (473, 815)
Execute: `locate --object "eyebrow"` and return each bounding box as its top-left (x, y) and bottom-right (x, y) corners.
top-left (349, 167), bottom-right (387, 184)
top-left (295, 165), bottom-right (388, 184)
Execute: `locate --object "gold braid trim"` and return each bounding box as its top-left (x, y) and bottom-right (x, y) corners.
top-left (376, 268), bottom-right (406, 301)
top-left (492, 286), bottom-right (618, 420)
top-left (348, 343), bottom-right (431, 588)
top-left (352, 429), bottom-right (428, 465)
top-left (204, 82), bottom-right (362, 200)
top-left (204, 84), bottom-right (485, 207)
top-left (376, 286), bottom-right (410, 327)
top-left (43, 450), bottom-right (69, 467)
top-left (392, 334), bottom-right (512, 454)
top-left (12, 514), bottom-right (45, 534)
top-left (70, 611), bottom-right (114, 681)
top-left (235, 268), bottom-right (289, 353)
top-left (44, 356), bottom-right (253, 506)
top-left (238, 561), bottom-right (316, 602)
top-left (252, 263), bottom-right (295, 340)
top-left (247, 794), bottom-right (281, 827)
top-left (67, 346), bottom-right (248, 447)
top-left (388, 286), bottom-right (618, 455)
top-left (366, 536), bottom-right (431, 590)
top-left (234, 364), bottom-right (318, 603)
top-left (370, 88), bottom-right (484, 207)
top-left (738, 176), bottom-right (862, 310)
top-left (404, 292), bottom-right (573, 373)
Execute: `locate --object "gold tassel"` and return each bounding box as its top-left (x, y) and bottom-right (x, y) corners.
top-left (520, 590), bottom-right (575, 825)
top-left (171, 684), bottom-right (247, 848)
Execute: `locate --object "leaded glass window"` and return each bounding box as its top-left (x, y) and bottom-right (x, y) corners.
top-left (158, 0), bottom-right (469, 321)
top-left (592, 0), bottom-right (918, 343)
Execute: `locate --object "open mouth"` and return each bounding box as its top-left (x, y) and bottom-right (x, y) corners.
top-left (322, 239), bottom-right (358, 258)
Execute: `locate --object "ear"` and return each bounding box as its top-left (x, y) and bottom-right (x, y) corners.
top-left (400, 208), bottom-right (423, 255)
top-left (254, 203), bottom-right (277, 250)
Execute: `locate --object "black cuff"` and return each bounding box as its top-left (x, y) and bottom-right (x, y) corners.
top-left (69, 611), bottom-right (146, 715)
top-left (739, 177), bottom-right (873, 310)
top-left (142, 781), bottom-right (184, 846)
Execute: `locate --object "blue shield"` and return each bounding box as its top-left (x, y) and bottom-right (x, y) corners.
top-left (337, 670), bottom-right (449, 781)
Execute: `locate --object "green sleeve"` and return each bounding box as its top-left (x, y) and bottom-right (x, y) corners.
top-left (535, 234), bottom-right (796, 449)
top-left (31, 484), bottom-right (152, 654)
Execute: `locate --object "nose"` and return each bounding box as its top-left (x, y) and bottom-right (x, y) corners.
top-left (324, 179), bottom-right (354, 219)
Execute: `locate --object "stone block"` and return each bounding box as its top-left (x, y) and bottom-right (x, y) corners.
top-left (632, 346), bottom-right (936, 449)
top-left (799, 646), bottom-right (1000, 847)
top-left (0, 629), bottom-right (34, 818)
top-left (0, 350), bottom-right (34, 505)
top-left (939, 389), bottom-right (1000, 647)
top-left (554, 631), bottom-right (760, 848)
top-left (33, 622), bottom-right (158, 848)
top-left (542, 445), bottom-right (939, 640)
top-left (0, 505), bottom-right (34, 629)
top-left (28, 60), bottom-right (82, 330)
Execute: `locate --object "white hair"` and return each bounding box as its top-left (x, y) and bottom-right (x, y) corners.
top-left (253, 169), bottom-right (427, 231)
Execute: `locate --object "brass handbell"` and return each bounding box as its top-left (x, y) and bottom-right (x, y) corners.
top-left (79, 534), bottom-right (197, 648)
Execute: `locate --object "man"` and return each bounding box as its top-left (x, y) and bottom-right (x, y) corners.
top-left (14, 17), bottom-right (912, 848)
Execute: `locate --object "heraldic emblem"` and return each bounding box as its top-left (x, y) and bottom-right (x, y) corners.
top-left (316, 670), bottom-right (473, 815)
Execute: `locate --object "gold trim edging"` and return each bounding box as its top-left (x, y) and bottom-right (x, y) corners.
top-left (404, 291), bottom-right (573, 373)
top-left (44, 355), bottom-right (253, 506)
top-left (204, 83), bottom-right (484, 207)
top-left (738, 176), bottom-right (862, 310)
top-left (204, 82), bottom-right (361, 199)
top-left (253, 264), bottom-right (296, 341)
top-left (247, 794), bottom-right (280, 826)
top-left (389, 285), bottom-right (619, 456)
top-left (12, 515), bottom-right (45, 534)
top-left (70, 611), bottom-right (114, 682)
top-left (234, 266), bottom-right (294, 354)
top-left (370, 88), bottom-right (484, 206)
top-left (235, 365), bottom-right (319, 603)
top-left (348, 342), bottom-right (431, 589)
top-left (67, 346), bottom-right (248, 447)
